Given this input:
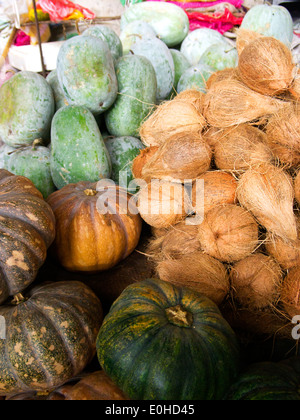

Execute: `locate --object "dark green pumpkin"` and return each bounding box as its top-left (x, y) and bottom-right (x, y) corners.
top-left (0, 170), bottom-right (56, 305)
top-left (0, 281), bottom-right (103, 396)
top-left (97, 278), bottom-right (240, 400)
top-left (226, 358), bottom-right (300, 400)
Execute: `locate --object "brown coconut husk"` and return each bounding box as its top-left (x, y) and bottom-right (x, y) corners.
top-left (140, 99), bottom-right (207, 147)
top-left (203, 79), bottom-right (288, 128)
top-left (265, 102), bottom-right (300, 168)
top-left (139, 133), bottom-right (212, 183)
top-left (230, 253), bottom-right (283, 310)
top-left (173, 89), bottom-right (206, 114)
top-left (197, 204), bottom-right (259, 263)
top-left (265, 222), bottom-right (300, 270)
top-left (206, 68), bottom-right (238, 90)
top-left (192, 171), bottom-right (238, 214)
top-left (237, 163), bottom-right (297, 242)
top-left (156, 251), bottom-right (230, 306)
top-left (281, 266), bottom-right (300, 320)
top-left (290, 74), bottom-right (300, 99)
top-left (132, 147), bottom-right (159, 179)
top-left (235, 28), bottom-right (264, 56)
top-left (295, 171), bottom-right (300, 207)
top-left (137, 180), bottom-right (191, 228)
top-left (238, 37), bottom-right (296, 97)
top-left (147, 221), bottom-right (201, 263)
top-left (213, 124), bottom-right (273, 172)
top-left (221, 302), bottom-right (293, 339)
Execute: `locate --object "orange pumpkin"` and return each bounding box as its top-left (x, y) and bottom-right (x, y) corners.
top-left (47, 181), bottom-right (142, 272)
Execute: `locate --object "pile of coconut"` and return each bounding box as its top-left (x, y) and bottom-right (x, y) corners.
top-left (132, 31), bottom-right (300, 340)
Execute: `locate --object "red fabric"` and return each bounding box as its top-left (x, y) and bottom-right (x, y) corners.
top-left (186, 8), bottom-right (244, 34)
top-left (36, 0), bottom-right (95, 21)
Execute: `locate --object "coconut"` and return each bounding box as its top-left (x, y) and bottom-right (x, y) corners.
top-left (137, 180), bottom-right (191, 228)
top-left (140, 99), bottom-right (207, 147)
top-left (230, 253), bottom-right (282, 310)
top-left (140, 132), bottom-right (212, 183)
top-left (290, 74), bottom-right (300, 99)
top-left (265, 102), bottom-right (300, 167)
top-left (281, 266), bottom-right (300, 320)
top-left (235, 28), bottom-right (263, 56)
top-left (213, 124), bottom-right (273, 172)
top-left (157, 251), bottom-right (230, 306)
top-left (203, 79), bottom-right (288, 128)
top-left (295, 171), bottom-right (300, 207)
top-left (206, 68), bottom-right (238, 90)
top-left (147, 221), bottom-right (201, 262)
top-left (132, 146), bottom-right (159, 179)
top-left (192, 171), bottom-right (238, 215)
top-left (238, 37), bottom-right (296, 97)
top-left (265, 224), bottom-right (300, 271)
top-left (197, 204), bottom-right (259, 263)
top-left (237, 163), bottom-right (297, 242)
top-left (173, 89), bottom-right (206, 114)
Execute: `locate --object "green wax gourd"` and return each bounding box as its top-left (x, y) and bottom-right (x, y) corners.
top-left (50, 106), bottom-right (112, 190)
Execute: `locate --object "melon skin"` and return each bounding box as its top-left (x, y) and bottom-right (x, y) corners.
top-left (50, 106), bottom-right (112, 190)
top-left (47, 69), bottom-right (69, 112)
top-left (105, 55), bottom-right (157, 137)
top-left (56, 36), bottom-right (118, 116)
top-left (0, 71), bottom-right (55, 147)
top-left (82, 25), bottom-right (123, 64)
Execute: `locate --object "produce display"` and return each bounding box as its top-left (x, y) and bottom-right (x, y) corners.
top-left (0, 0), bottom-right (300, 402)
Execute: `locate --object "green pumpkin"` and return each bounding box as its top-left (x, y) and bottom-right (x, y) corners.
top-left (0, 71), bottom-right (55, 147)
top-left (105, 136), bottom-right (145, 192)
top-left (0, 281), bottom-right (103, 396)
top-left (97, 278), bottom-right (240, 400)
top-left (6, 142), bottom-right (56, 198)
top-left (226, 358), bottom-right (300, 400)
top-left (50, 106), bottom-right (112, 190)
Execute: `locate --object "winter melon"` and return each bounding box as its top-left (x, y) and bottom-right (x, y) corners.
top-left (82, 25), bottom-right (123, 64)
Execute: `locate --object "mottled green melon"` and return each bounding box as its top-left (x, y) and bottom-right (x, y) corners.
top-left (199, 43), bottom-right (238, 72)
top-left (0, 71), bottom-right (55, 147)
top-left (131, 37), bottom-right (174, 101)
top-left (177, 64), bottom-right (213, 94)
top-left (105, 136), bottom-right (145, 192)
top-left (6, 143), bottom-right (56, 198)
top-left (0, 145), bottom-right (16, 169)
top-left (82, 25), bottom-right (123, 64)
top-left (121, 1), bottom-right (189, 47)
top-left (168, 49), bottom-right (191, 98)
top-left (50, 106), bottom-right (112, 189)
top-left (120, 21), bottom-right (157, 55)
top-left (47, 69), bottom-right (69, 111)
top-left (105, 55), bottom-right (157, 137)
top-left (56, 36), bottom-right (118, 115)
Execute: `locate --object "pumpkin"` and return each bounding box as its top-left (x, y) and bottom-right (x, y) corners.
top-left (0, 281), bottom-right (103, 396)
top-left (97, 278), bottom-right (240, 400)
top-left (0, 169), bottom-right (55, 305)
top-left (226, 358), bottom-right (300, 400)
top-left (47, 181), bottom-right (142, 272)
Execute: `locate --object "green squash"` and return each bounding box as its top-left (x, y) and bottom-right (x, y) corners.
top-left (97, 278), bottom-right (240, 400)
top-left (0, 145), bottom-right (16, 169)
top-left (105, 136), bottom-right (145, 192)
top-left (0, 71), bottom-right (54, 147)
top-left (0, 281), bottom-right (103, 396)
top-left (47, 69), bottom-right (69, 112)
top-left (82, 25), bottom-right (123, 64)
top-left (241, 4), bottom-right (294, 47)
top-left (177, 64), bottom-right (213, 94)
top-left (56, 36), bottom-right (118, 115)
top-left (226, 358), bottom-right (300, 400)
top-left (121, 1), bottom-right (189, 47)
top-left (199, 43), bottom-right (238, 72)
top-left (105, 55), bottom-right (157, 137)
top-left (120, 21), bottom-right (157, 56)
top-left (6, 142), bottom-right (56, 198)
top-left (130, 37), bottom-right (174, 102)
top-left (50, 106), bottom-right (112, 190)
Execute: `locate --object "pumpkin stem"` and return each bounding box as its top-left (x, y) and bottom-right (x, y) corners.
top-left (84, 189), bottom-right (98, 197)
top-left (11, 293), bottom-right (26, 305)
top-left (165, 305), bottom-right (194, 328)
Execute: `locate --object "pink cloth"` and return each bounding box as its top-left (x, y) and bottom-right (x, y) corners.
top-left (37, 0), bottom-right (96, 21)
top-left (146, 0), bottom-right (244, 9)
top-left (14, 31), bottom-right (31, 47)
